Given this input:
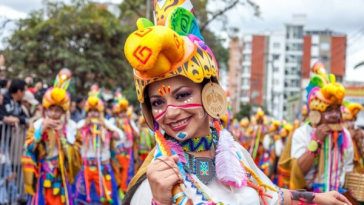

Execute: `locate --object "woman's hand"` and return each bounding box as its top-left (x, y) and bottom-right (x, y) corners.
top-left (147, 155), bottom-right (183, 205)
top-left (315, 191), bottom-right (352, 205)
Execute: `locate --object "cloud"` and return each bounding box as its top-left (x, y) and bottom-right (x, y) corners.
top-left (0, 5), bottom-right (27, 19)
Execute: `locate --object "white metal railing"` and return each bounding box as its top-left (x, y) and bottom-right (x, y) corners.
top-left (0, 122), bottom-right (27, 205)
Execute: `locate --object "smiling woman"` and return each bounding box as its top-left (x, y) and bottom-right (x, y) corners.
top-left (121, 1), bottom-right (352, 205)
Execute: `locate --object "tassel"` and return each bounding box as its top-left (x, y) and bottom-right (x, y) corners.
top-left (215, 129), bottom-right (247, 188)
top-left (166, 140), bottom-right (186, 164)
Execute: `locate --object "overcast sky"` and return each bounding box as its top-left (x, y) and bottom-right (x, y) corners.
top-left (1, 0), bottom-right (364, 81)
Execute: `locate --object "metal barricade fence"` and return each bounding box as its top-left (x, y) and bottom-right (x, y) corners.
top-left (0, 122), bottom-right (27, 205)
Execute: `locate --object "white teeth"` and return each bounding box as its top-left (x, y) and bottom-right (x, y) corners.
top-left (171, 118), bottom-right (189, 127)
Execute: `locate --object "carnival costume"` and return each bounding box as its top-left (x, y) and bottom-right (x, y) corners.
top-left (279, 62), bottom-right (354, 192)
top-left (249, 108), bottom-right (268, 165)
top-left (115, 0), bottom-right (306, 204)
top-left (260, 121), bottom-right (282, 181)
top-left (22, 69), bottom-right (82, 205)
top-left (109, 94), bottom-right (139, 193)
top-left (138, 115), bottom-right (155, 163)
top-left (239, 118), bottom-right (251, 149)
top-left (343, 101), bottom-right (364, 173)
top-left (74, 86), bottom-right (125, 204)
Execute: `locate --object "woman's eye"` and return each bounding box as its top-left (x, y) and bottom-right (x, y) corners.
top-left (151, 99), bottom-right (164, 107)
top-left (176, 92), bottom-right (191, 100)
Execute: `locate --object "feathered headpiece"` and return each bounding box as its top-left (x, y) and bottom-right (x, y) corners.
top-left (112, 92), bottom-right (129, 114)
top-left (306, 62), bottom-right (345, 112)
top-left (85, 85), bottom-right (104, 112)
top-left (42, 68), bottom-right (72, 111)
top-left (342, 100), bottom-right (363, 121)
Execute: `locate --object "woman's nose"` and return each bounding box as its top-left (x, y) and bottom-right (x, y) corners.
top-left (165, 106), bottom-right (182, 120)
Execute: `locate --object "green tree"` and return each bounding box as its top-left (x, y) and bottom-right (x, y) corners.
top-left (3, 0), bottom-right (133, 95)
top-left (234, 103), bottom-right (269, 120)
top-left (234, 103), bottom-right (252, 120)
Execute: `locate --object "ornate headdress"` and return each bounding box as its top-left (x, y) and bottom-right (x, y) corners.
top-left (342, 100), bottom-right (363, 121)
top-left (306, 62), bottom-right (345, 125)
top-left (255, 108), bottom-right (265, 120)
top-left (123, 2), bottom-right (256, 203)
top-left (268, 120), bottom-right (281, 132)
top-left (85, 85), bottom-right (104, 112)
top-left (301, 105), bottom-right (308, 117)
top-left (240, 117), bottom-right (250, 128)
top-left (279, 123), bottom-right (293, 138)
top-left (42, 68), bottom-right (72, 111)
top-left (124, 0), bottom-right (222, 128)
top-left (112, 92), bottom-right (129, 114)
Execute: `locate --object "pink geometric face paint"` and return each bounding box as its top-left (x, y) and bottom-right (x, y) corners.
top-left (154, 104), bottom-right (203, 122)
top-left (324, 112), bottom-right (341, 120)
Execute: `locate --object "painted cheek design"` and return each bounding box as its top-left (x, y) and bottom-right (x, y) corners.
top-left (153, 109), bottom-right (163, 113)
top-left (324, 112), bottom-right (341, 120)
top-left (198, 110), bottom-right (206, 119)
top-left (177, 132), bottom-right (188, 139)
top-left (184, 97), bottom-right (193, 104)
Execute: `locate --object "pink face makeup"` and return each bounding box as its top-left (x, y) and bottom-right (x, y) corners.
top-left (324, 112), bottom-right (341, 120)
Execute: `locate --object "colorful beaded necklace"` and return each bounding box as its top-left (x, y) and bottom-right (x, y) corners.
top-left (166, 128), bottom-right (218, 152)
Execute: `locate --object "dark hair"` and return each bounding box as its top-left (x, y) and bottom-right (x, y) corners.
top-left (0, 78), bottom-right (8, 88)
top-left (8, 79), bottom-right (27, 94)
top-left (76, 96), bottom-right (84, 104)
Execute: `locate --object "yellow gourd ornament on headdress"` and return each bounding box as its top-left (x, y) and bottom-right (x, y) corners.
top-left (279, 123), bottom-right (293, 138)
top-left (306, 62), bottom-right (346, 112)
top-left (85, 85), bottom-right (104, 112)
top-left (342, 100), bottom-right (363, 121)
top-left (240, 117), bottom-right (250, 128)
top-left (268, 120), bottom-right (281, 132)
top-left (112, 92), bottom-right (129, 114)
top-left (42, 68), bottom-right (72, 111)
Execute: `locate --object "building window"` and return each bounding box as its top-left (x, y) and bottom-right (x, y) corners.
top-left (320, 55), bottom-right (329, 62)
top-left (244, 66), bottom-right (250, 73)
top-left (242, 78), bottom-right (250, 86)
top-left (244, 42), bottom-right (252, 50)
top-left (244, 54), bottom-right (251, 62)
top-left (242, 90), bottom-right (249, 97)
top-left (273, 43), bottom-right (280, 49)
top-left (273, 67), bottom-right (279, 72)
top-left (273, 79), bottom-right (279, 85)
top-left (320, 43), bottom-right (330, 51)
top-left (272, 54), bottom-right (280, 60)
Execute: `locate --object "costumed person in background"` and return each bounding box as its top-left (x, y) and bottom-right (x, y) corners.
top-left (121, 2), bottom-right (352, 204)
top-left (22, 69), bottom-right (82, 205)
top-left (230, 119), bottom-right (241, 142)
top-left (342, 101), bottom-right (364, 173)
top-left (279, 62), bottom-right (354, 195)
top-left (109, 93), bottom-right (139, 194)
top-left (260, 120), bottom-right (281, 182)
top-left (249, 108), bottom-right (268, 165)
top-left (301, 105), bottom-right (309, 124)
top-left (239, 117), bottom-right (250, 149)
top-left (74, 85), bottom-right (125, 205)
top-left (274, 123), bottom-right (293, 186)
top-left (138, 115), bottom-right (155, 163)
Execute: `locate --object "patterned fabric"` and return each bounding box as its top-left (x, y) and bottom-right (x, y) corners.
top-left (199, 161), bottom-right (209, 176)
top-left (166, 128), bottom-right (217, 152)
